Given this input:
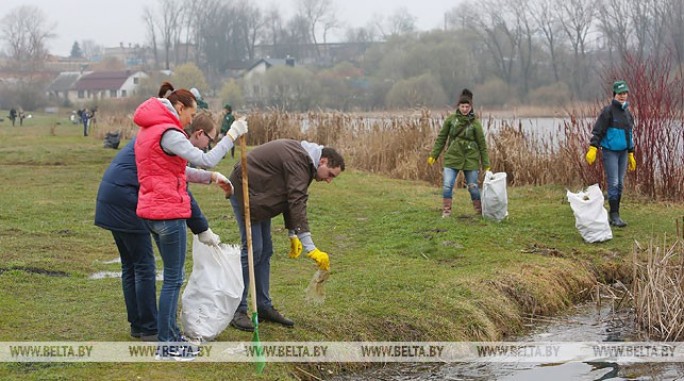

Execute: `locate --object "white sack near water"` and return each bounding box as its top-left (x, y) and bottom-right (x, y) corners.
top-left (567, 184), bottom-right (613, 243)
top-left (181, 237), bottom-right (244, 342)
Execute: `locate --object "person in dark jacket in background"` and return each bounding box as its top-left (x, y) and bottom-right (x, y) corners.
top-left (94, 116), bottom-right (233, 342)
top-left (219, 104), bottom-right (235, 139)
top-left (9, 108), bottom-right (17, 126)
top-left (228, 139), bottom-right (344, 332)
top-left (585, 80), bottom-right (636, 227)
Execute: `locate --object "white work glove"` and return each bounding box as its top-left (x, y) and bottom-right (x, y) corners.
top-left (226, 117), bottom-right (248, 142)
top-left (211, 171), bottom-right (229, 184)
top-left (211, 171), bottom-right (233, 197)
top-left (198, 228), bottom-right (221, 247)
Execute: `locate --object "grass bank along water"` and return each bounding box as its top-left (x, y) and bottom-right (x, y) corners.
top-left (0, 119), bottom-right (682, 380)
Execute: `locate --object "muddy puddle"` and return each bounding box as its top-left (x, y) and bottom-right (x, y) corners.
top-left (89, 257), bottom-right (163, 280)
top-left (88, 271), bottom-right (164, 280)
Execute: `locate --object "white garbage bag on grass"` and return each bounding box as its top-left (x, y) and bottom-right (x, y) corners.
top-left (181, 237), bottom-right (244, 342)
top-left (567, 184), bottom-right (612, 243)
top-left (482, 170), bottom-right (508, 222)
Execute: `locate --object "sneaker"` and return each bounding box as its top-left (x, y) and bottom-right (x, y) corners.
top-left (258, 306), bottom-right (294, 327)
top-left (179, 336), bottom-right (202, 355)
top-left (230, 310), bottom-right (255, 332)
top-left (155, 344), bottom-right (196, 362)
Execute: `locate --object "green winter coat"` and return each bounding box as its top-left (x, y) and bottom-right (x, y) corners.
top-left (430, 111), bottom-right (489, 170)
top-left (220, 112), bottom-right (235, 135)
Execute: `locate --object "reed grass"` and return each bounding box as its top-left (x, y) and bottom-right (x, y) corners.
top-left (632, 231), bottom-right (684, 340)
top-left (240, 104), bottom-right (683, 200)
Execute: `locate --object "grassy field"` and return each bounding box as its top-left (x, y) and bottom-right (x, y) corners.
top-left (1, 116), bottom-right (683, 380)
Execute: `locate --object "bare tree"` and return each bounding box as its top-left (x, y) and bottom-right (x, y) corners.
top-left (80, 39), bottom-right (103, 61)
top-left (0, 5), bottom-right (55, 71)
top-left (142, 6), bottom-right (160, 69)
top-left (296, 0), bottom-right (338, 59)
top-left (529, 0), bottom-right (565, 82)
top-left (508, 0), bottom-right (536, 95)
top-left (154, 0), bottom-right (183, 70)
top-left (465, 0), bottom-right (519, 87)
top-left (263, 7), bottom-right (283, 47)
top-left (376, 7), bottom-right (417, 39)
top-left (664, 0), bottom-right (684, 75)
top-left (236, 1), bottom-right (266, 62)
top-left (555, 0), bottom-right (594, 96)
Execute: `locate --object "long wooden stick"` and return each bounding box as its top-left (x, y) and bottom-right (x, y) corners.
top-left (240, 135), bottom-right (258, 315)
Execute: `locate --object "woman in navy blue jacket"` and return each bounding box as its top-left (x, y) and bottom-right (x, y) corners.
top-left (585, 80), bottom-right (637, 227)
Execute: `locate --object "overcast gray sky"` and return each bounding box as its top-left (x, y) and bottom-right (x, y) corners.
top-left (3, 0), bottom-right (458, 57)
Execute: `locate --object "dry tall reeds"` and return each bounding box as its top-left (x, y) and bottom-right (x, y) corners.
top-left (242, 105), bottom-right (684, 199)
top-left (632, 232), bottom-right (684, 340)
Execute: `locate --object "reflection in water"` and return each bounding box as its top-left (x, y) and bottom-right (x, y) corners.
top-left (331, 302), bottom-right (684, 380)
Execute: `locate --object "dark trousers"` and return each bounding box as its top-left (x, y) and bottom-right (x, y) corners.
top-left (111, 231), bottom-right (158, 336)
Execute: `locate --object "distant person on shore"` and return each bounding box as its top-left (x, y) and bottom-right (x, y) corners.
top-left (9, 108), bottom-right (17, 126)
top-left (427, 89), bottom-right (490, 218)
top-left (82, 108), bottom-right (90, 136)
top-left (585, 80), bottom-right (636, 227)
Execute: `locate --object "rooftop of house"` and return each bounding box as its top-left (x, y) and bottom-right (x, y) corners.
top-left (46, 72), bottom-right (84, 92)
top-left (72, 70), bottom-right (139, 91)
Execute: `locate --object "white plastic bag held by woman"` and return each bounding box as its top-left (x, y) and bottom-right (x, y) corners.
top-left (482, 171), bottom-right (508, 222)
top-left (181, 236), bottom-right (244, 342)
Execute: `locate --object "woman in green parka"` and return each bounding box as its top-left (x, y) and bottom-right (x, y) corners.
top-left (428, 89), bottom-right (490, 218)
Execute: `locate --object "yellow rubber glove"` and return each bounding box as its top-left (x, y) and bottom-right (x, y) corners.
top-left (585, 146), bottom-right (598, 165)
top-left (427, 156), bottom-right (436, 165)
top-left (307, 249), bottom-right (330, 271)
top-left (288, 236), bottom-right (303, 259)
top-left (628, 152), bottom-right (636, 171)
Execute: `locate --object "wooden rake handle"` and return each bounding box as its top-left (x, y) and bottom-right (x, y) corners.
top-left (240, 135), bottom-right (258, 314)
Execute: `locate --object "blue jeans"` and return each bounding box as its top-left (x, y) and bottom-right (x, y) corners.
top-left (112, 231), bottom-right (157, 336)
top-left (442, 168), bottom-right (480, 200)
top-left (602, 149), bottom-right (627, 201)
top-left (231, 197), bottom-right (274, 312)
top-left (143, 219), bottom-right (186, 343)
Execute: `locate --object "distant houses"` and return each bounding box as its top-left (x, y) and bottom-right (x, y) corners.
top-left (46, 70), bottom-right (148, 104)
top-left (42, 56), bottom-right (297, 106)
top-left (242, 57), bottom-right (296, 104)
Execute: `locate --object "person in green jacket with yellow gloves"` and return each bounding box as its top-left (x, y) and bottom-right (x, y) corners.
top-left (585, 80), bottom-right (636, 227)
top-left (428, 89), bottom-right (490, 218)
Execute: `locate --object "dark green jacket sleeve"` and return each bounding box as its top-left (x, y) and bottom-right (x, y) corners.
top-left (474, 120), bottom-right (490, 168)
top-left (220, 114), bottom-right (235, 134)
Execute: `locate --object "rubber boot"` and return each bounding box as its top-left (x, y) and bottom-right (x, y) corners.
top-left (608, 199), bottom-right (626, 227)
top-left (472, 200), bottom-right (482, 215)
top-left (442, 198), bottom-right (452, 218)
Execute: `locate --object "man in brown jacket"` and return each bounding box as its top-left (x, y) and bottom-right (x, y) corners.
top-left (229, 139), bottom-right (345, 331)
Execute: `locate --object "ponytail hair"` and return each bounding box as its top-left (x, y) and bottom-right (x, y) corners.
top-left (158, 81), bottom-right (197, 109)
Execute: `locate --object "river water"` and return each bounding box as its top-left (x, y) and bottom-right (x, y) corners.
top-left (331, 302), bottom-right (684, 381)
